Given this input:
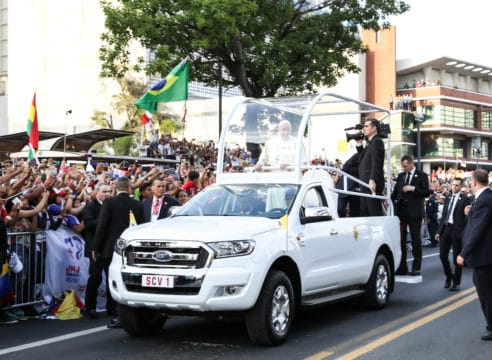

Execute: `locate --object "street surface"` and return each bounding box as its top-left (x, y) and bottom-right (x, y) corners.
top-left (1, 247), bottom-right (490, 360)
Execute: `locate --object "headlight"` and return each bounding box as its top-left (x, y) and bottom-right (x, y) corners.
top-left (208, 240), bottom-right (255, 258)
top-left (114, 237), bottom-right (128, 255)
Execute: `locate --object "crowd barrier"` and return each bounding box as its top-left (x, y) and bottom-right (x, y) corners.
top-left (6, 230), bottom-right (46, 309)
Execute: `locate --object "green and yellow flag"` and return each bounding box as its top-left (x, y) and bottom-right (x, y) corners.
top-left (135, 59), bottom-right (189, 114)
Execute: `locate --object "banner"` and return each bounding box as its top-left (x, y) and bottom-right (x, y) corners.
top-left (43, 228), bottom-right (106, 310)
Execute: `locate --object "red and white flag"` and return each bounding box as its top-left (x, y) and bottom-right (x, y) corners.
top-left (140, 111), bottom-right (153, 132)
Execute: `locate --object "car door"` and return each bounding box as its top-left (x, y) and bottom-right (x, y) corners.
top-left (296, 185), bottom-right (356, 292)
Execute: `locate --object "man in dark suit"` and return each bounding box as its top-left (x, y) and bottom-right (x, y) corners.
top-left (82, 182), bottom-right (111, 318)
top-left (435, 178), bottom-right (470, 291)
top-left (457, 169), bottom-right (492, 341)
top-left (425, 190), bottom-right (439, 247)
top-left (391, 155), bottom-right (430, 275)
top-left (357, 118), bottom-right (385, 216)
top-left (337, 151), bottom-right (361, 217)
top-left (142, 178), bottom-right (180, 222)
top-left (93, 177), bottom-right (144, 328)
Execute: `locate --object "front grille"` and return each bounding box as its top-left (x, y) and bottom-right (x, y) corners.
top-left (122, 273), bottom-right (202, 295)
top-left (123, 240), bottom-right (212, 269)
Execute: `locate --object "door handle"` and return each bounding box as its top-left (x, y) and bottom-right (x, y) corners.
top-left (330, 229), bottom-right (338, 235)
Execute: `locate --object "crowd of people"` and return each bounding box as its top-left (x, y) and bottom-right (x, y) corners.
top-left (1, 126), bottom-right (492, 338)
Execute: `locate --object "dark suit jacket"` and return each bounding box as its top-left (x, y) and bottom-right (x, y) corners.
top-left (336, 152), bottom-right (360, 198)
top-left (142, 195), bottom-right (180, 223)
top-left (391, 168), bottom-right (430, 220)
top-left (357, 135), bottom-right (385, 194)
top-left (460, 188), bottom-right (492, 268)
top-left (82, 199), bottom-right (103, 257)
top-left (436, 192), bottom-right (470, 236)
top-left (93, 192), bottom-right (145, 258)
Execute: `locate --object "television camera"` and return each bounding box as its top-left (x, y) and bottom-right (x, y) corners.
top-left (344, 122), bottom-right (391, 142)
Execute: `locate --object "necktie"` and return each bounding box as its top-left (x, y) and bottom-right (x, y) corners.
top-left (447, 195), bottom-right (456, 223)
top-left (152, 198), bottom-right (161, 215)
top-left (404, 172), bottom-right (411, 185)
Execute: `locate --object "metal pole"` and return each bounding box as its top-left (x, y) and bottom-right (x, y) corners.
top-left (218, 62), bottom-right (223, 140)
top-left (417, 119), bottom-right (421, 171)
top-left (64, 110), bottom-right (72, 160)
top-left (415, 113), bottom-right (423, 171)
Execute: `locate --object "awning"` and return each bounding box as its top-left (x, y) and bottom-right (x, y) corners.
top-left (50, 129), bottom-right (135, 152)
top-left (0, 131), bottom-right (64, 160)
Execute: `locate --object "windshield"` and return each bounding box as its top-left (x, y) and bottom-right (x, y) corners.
top-left (174, 183), bottom-right (299, 219)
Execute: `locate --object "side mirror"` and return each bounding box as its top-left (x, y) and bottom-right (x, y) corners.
top-left (300, 206), bottom-right (332, 224)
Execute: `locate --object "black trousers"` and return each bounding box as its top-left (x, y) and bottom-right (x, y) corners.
top-left (473, 265), bottom-right (492, 331)
top-left (85, 256), bottom-right (117, 316)
top-left (396, 217), bottom-right (422, 274)
top-left (439, 224), bottom-right (463, 285)
top-left (359, 188), bottom-right (384, 217)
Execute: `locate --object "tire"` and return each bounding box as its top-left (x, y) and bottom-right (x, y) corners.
top-left (245, 270), bottom-right (295, 346)
top-left (364, 254), bottom-right (391, 310)
top-left (119, 304), bottom-right (167, 336)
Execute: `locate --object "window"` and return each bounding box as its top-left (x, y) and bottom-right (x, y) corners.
top-left (481, 109), bottom-right (492, 131)
top-left (441, 106), bottom-right (477, 128)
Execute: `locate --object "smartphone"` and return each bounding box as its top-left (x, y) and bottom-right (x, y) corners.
top-left (12, 197), bottom-right (22, 206)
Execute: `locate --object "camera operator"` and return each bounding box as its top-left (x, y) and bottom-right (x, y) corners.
top-left (357, 118), bottom-right (385, 216)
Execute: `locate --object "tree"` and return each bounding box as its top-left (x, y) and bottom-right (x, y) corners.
top-left (99, 0), bottom-right (409, 98)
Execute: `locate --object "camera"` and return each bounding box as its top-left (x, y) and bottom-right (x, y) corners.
top-left (344, 124), bottom-right (364, 142)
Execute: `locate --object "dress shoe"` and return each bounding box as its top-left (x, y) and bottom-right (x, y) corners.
top-left (107, 317), bottom-right (121, 329)
top-left (449, 284), bottom-right (460, 292)
top-left (86, 309), bottom-right (100, 319)
top-left (409, 270), bottom-right (421, 276)
top-left (444, 278), bottom-right (452, 289)
top-left (481, 330), bottom-right (492, 341)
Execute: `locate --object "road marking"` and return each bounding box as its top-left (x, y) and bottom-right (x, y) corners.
top-left (0, 325), bottom-right (108, 356)
top-left (336, 293), bottom-right (477, 359)
top-left (305, 351), bottom-right (334, 360)
top-left (304, 287), bottom-right (476, 360)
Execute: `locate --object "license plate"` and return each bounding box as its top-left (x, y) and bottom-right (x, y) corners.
top-left (141, 274), bottom-right (174, 288)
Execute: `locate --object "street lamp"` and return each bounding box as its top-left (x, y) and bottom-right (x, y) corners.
top-left (218, 62), bottom-right (223, 140)
top-left (414, 112), bottom-right (423, 171)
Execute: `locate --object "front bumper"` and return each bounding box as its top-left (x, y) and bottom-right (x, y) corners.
top-left (108, 253), bottom-right (263, 312)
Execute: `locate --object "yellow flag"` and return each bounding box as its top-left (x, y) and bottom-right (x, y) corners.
top-left (337, 139), bottom-right (348, 153)
top-left (279, 214), bottom-right (288, 232)
top-left (129, 210), bottom-right (137, 226)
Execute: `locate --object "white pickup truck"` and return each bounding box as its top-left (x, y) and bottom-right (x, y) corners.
top-left (109, 93), bottom-right (401, 346)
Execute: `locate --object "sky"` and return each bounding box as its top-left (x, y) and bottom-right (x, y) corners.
top-left (389, 0), bottom-right (490, 66)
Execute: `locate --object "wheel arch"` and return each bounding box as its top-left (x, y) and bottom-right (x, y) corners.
top-left (377, 244), bottom-right (395, 293)
top-left (269, 256), bottom-right (302, 306)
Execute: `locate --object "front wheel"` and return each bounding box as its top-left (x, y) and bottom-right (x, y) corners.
top-left (363, 254), bottom-right (391, 309)
top-left (245, 270), bottom-right (295, 346)
top-left (119, 304), bottom-right (167, 336)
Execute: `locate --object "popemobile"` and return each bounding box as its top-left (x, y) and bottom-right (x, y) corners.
top-left (108, 92), bottom-right (402, 346)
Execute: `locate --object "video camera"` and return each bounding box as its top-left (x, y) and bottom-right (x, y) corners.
top-left (344, 124), bottom-right (364, 142)
top-left (344, 121), bottom-right (391, 142)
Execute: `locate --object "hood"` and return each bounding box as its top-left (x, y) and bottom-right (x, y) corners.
top-left (121, 216), bottom-right (280, 242)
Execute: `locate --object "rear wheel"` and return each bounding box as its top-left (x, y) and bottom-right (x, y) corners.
top-left (364, 254), bottom-right (391, 309)
top-left (119, 304), bottom-right (167, 336)
top-left (245, 270), bottom-right (295, 346)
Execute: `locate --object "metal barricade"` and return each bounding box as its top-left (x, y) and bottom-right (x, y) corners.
top-left (6, 230), bottom-right (46, 309)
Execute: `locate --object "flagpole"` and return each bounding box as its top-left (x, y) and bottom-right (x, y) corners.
top-left (64, 109), bottom-right (72, 160)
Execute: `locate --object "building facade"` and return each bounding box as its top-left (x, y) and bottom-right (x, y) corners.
top-left (363, 27), bottom-right (492, 174)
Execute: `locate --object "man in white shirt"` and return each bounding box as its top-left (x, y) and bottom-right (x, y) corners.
top-left (255, 120), bottom-right (301, 171)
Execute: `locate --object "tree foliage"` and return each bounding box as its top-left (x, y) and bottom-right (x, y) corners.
top-left (100, 0), bottom-right (409, 98)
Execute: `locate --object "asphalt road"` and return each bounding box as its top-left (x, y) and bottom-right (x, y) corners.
top-left (1, 247), bottom-right (491, 360)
